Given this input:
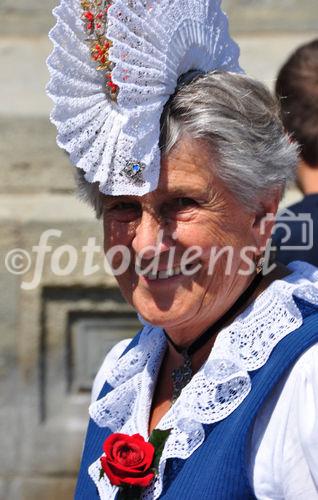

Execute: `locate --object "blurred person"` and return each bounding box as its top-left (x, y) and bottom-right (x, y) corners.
top-left (274, 39), bottom-right (318, 266)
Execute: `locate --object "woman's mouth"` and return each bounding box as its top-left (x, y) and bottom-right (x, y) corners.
top-left (145, 266), bottom-right (182, 280)
top-left (136, 262), bottom-right (201, 281)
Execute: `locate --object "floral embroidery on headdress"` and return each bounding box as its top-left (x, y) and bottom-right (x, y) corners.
top-left (80, 0), bottom-right (118, 99)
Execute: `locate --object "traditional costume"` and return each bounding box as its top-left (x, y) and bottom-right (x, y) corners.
top-left (46, 0), bottom-right (318, 498)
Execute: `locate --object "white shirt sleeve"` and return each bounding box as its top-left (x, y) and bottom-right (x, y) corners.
top-left (91, 338), bottom-right (131, 403)
top-left (249, 343), bottom-right (318, 500)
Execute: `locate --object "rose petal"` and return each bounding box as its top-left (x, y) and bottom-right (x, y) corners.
top-left (103, 433), bottom-right (131, 456)
top-left (112, 440), bottom-right (143, 463)
top-left (138, 441), bottom-right (155, 469)
top-left (103, 457), bottom-right (150, 476)
top-left (123, 471), bottom-right (155, 488)
top-left (101, 459), bottom-right (155, 488)
top-left (100, 456), bottom-right (123, 487)
top-left (117, 444), bottom-right (144, 467)
top-left (101, 458), bottom-right (155, 487)
top-left (131, 434), bottom-right (148, 443)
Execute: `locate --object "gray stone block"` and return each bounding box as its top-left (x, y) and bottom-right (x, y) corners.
top-left (0, 37), bottom-right (52, 117)
top-left (0, 1), bottom-right (57, 37)
top-left (4, 476), bottom-right (76, 500)
top-left (223, 0), bottom-right (318, 33)
top-left (0, 117), bottom-right (75, 194)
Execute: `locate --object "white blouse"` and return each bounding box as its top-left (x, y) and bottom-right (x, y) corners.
top-left (90, 262), bottom-right (318, 499)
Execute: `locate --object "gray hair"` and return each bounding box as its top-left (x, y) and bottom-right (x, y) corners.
top-left (75, 71), bottom-right (299, 217)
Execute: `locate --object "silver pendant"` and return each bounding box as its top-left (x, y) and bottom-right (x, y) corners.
top-left (171, 350), bottom-right (192, 403)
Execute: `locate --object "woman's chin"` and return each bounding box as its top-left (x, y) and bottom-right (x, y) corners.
top-left (131, 276), bottom-right (202, 329)
top-left (135, 303), bottom-right (190, 330)
top-left (136, 310), bottom-right (172, 328)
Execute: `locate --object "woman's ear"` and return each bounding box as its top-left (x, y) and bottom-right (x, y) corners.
top-left (251, 189), bottom-right (282, 253)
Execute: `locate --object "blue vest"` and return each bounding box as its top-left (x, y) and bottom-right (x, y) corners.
top-left (75, 297), bottom-right (318, 499)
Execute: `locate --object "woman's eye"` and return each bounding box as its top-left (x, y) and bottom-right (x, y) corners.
top-left (173, 198), bottom-right (197, 209)
top-left (107, 202), bottom-right (141, 221)
top-left (164, 197), bottom-right (198, 220)
top-left (114, 202), bottom-right (137, 210)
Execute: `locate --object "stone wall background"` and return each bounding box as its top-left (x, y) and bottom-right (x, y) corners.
top-left (0, 1), bottom-right (317, 499)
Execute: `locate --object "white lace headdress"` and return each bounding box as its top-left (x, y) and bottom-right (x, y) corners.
top-left (47, 0), bottom-right (242, 196)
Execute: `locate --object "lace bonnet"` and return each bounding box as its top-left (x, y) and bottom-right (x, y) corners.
top-left (46, 0), bottom-right (242, 196)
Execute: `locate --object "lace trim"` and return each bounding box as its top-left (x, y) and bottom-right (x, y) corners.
top-left (88, 261), bottom-right (318, 499)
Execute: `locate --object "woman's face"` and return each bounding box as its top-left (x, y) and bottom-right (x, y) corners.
top-left (103, 138), bottom-right (275, 340)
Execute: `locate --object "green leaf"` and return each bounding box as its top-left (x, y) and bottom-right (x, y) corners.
top-left (99, 468), bottom-right (105, 481)
top-left (148, 428), bottom-right (172, 471)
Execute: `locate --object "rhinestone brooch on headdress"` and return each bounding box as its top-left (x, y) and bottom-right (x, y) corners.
top-left (121, 161), bottom-right (145, 184)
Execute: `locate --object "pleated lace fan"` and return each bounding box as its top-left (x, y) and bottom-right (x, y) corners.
top-left (46, 0), bottom-right (242, 196)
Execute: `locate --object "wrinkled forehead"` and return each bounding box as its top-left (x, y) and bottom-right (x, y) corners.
top-left (157, 136), bottom-right (218, 192)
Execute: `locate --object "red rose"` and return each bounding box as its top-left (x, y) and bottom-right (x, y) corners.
top-left (100, 433), bottom-right (155, 488)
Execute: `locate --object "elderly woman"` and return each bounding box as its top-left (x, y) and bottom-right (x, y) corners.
top-left (73, 72), bottom-right (318, 499)
top-left (47, 0), bottom-right (318, 498)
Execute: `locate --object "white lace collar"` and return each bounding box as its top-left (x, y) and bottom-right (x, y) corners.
top-left (88, 261), bottom-right (318, 499)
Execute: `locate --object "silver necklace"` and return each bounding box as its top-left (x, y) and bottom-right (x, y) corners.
top-left (165, 272), bottom-right (263, 403)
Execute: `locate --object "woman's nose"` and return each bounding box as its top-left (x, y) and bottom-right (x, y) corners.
top-left (131, 211), bottom-right (170, 260)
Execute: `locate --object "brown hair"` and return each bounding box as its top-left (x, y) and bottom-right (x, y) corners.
top-left (275, 39), bottom-right (318, 167)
